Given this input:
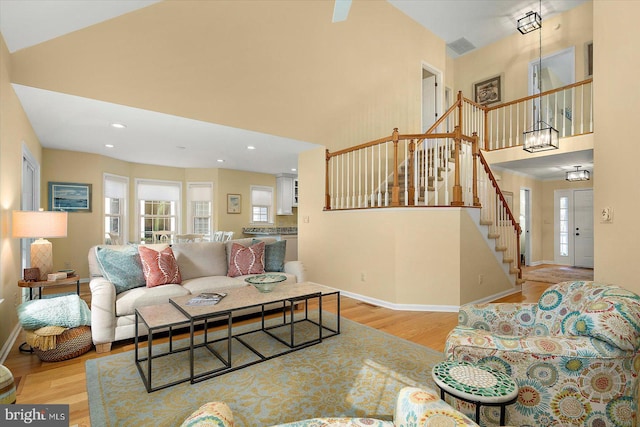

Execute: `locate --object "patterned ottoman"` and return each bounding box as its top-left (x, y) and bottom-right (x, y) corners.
top-left (0, 364), bottom-right (16, 404)
top-left (33, 326), bottom-right (93, 362)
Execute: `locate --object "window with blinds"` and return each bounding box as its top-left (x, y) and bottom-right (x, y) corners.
top-left (187, 182), bottom-right (213, 238)
top-left (104, 174), bottom-right (128, 244)
top-left (251, 185), bottom-right (273, 224)
top-left (136, 179), bottom-right (181, 243)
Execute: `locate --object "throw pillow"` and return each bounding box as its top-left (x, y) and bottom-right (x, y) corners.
top-left (228, 242), bottom-right (265, 277)
top-left (95, 246), bottom-right (146, 293)
top-left (252, 238), bottom-right (286, 272)
top-left (138, 246), bottom-right (182, 287)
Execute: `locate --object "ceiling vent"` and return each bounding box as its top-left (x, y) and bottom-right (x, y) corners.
top-left (447, 37), bottom-right (476, 56)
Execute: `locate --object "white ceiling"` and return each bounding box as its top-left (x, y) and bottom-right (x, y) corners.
top-left (0, 0), bottom-right (591, 178)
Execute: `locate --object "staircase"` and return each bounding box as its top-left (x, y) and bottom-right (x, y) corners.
top-left (323, 79), bottom-right (594, 287)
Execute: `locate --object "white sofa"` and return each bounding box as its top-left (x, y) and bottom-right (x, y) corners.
top-left (88, 237), bottom-right (306, 353)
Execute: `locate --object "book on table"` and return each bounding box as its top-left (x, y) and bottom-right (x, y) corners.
top-left (186, 292), bottom-right (227, 306)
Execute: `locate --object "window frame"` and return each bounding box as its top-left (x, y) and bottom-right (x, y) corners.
top-left (104, 173), bottom-right (129, 245)
top-left (135, 179), bottom-right (182, 243)
top-left (186, 182), bottom-right (213, 239)
top-left (250, 185), bottom-right (274, 225)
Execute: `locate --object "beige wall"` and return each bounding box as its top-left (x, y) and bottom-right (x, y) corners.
top-left (0, 35), bottom-right (43, 350)
top-left (453, 2), bottom-right (593, 101)
top-left (299, 147), bottom-right (511, 307)
top-left (10, 0), bottom-right (445, 149)
top-left (41, 149), bottom-right (277, 279)
top-left (593, 1), bottom-right (640, 294)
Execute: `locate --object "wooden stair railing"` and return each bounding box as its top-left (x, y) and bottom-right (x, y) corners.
top-left (477, 150), bottom-right (522, 279)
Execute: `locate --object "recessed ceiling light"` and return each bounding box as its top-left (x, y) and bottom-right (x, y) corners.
top-left (217, 159), bottom-right (225, 163)
top-left (110, 123), bottom-right (126, 129)
top-left (291, 168), bottom-right (297, 172)
top-left (247, 146), bottom-right (256, 150)
top-left (176, 146), bottom-right (186, 150)
top-left (105, 144), bottom-right (115, 148)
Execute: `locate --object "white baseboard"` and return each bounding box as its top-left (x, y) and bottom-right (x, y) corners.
top-left (0, 323), bottom-right (22, 364)
top-left (527, 260), bottom-right (560, 267)
top-left (340, 290), bottom-right (460, 313)
top-left (340, 286), bottom-right (522, 313)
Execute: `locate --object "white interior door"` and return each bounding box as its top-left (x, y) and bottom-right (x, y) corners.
top-left (554, 188), bottom-right (593, 266)
top-left (574, 189), bottom-right (594, 268)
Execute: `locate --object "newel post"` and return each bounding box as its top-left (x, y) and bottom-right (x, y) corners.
top-left (391, 128), bottom-right (400, 207)
top-left (325, 149), bottom-right (331, 210)
top-left (407, 139), bottom-right (416, 206)
top-left (451, 125), bottom-right (464, 207)
top-left (472, 132), bottom-right (481, 207)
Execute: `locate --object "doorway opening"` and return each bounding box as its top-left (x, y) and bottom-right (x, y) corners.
top-left (421, 63), bottom-right (443, 133)
top-left (519, 188), bottom-right (532, 266)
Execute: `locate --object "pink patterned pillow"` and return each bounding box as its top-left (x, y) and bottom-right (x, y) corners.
top-left (227, 242), bottom-right (265, 277)
top-left (139, 246), bottom-right (182, 287)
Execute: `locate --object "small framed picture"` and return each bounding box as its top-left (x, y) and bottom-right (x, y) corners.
top-left (48, 182), bottom-right (92, 212)
top-left (473, 74), bottom-right (503, 105)
top-left (227, 194), bottom-right (241, 214)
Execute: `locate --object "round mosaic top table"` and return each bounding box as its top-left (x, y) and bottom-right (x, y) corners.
top-left (431, 361), bottom-right (518, 425)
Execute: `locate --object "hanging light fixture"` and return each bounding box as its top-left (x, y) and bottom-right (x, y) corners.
top-left (517, 11), bottom-right (541, 34)
top-left (521, 0), bottom-right (559, 153)
top-left (566, 166), bottom-right (590, 181)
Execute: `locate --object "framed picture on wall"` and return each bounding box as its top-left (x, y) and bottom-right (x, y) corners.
top-left (48, 182), bottom-right (92, 212)
top-left (473, 74), bottom-right (503, 105)
top-left (227, 194), bottom-right (241, 214)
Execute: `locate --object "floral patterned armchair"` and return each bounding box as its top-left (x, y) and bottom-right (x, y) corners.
top-left (445, 281), bottom-right (640, 426)
top-left (180, 387), bottom-right (479, 426)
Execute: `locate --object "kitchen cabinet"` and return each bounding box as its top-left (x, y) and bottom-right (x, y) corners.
top-left (292, 178), bottom-right (298, 207)
top-left (276, 174), bottom-right (297, 215)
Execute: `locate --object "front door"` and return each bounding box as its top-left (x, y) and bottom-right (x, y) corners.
top-left (573, 189), bottom-right (594, 268)
top-left (554, 188), bottom-right (593, 267)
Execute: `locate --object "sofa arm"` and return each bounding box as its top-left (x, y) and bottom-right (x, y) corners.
top-left (180, 402), bottom-right (233, 427)
top-left (284, 260), bottom-right (306, 283)
top-left (458, 302), bottom-right (537, 336)
top-left (89, 277), bottom-right (117, 348)
top-left (394, 387), bottom-right (478, 426)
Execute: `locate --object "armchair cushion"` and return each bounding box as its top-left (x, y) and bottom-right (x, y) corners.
top-left (535, 281), bottom-right (640, 351)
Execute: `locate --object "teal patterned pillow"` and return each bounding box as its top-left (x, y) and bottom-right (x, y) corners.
top-left (252, 239), bottom-right (286, 272)
top-left (96, 246), bottom-right (146, 293)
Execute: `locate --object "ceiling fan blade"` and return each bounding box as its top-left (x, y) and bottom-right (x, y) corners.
top-left (332, 0), bottom-right (352, 23)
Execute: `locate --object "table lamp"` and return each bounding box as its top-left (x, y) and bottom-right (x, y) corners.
top-left (12, 210), bottom-right (68, 281)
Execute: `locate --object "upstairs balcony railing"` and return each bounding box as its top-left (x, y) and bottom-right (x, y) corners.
top-left (323, 78), bottom-right (593, 280)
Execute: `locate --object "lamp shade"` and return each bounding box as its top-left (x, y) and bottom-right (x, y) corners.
top-left (12, 211), bottom-right (68, 238)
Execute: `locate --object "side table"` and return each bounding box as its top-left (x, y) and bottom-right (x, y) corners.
top-left (18, 275), bottom-right (80, 300)
top-left (17, 275), bottom-right (81, 353)
top-left (432, 360), bottom-right (518, 425)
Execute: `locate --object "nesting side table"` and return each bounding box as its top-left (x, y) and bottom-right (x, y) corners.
top-left (432, 360), bottom-right (518, 425)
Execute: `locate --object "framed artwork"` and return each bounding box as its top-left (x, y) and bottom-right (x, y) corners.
top-left (48, 182), bottom-right (92, 212)
top-left (473, 74), bottom-right (503, 105)
top-left (227, 194), bottom-right (241, 214)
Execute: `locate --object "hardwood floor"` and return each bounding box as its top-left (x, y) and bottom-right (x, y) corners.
top-left (2, 268), bottom-right (554, 427)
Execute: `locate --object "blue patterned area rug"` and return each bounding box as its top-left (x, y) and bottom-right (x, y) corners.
top-left (86, 314), bottom-right (443, 426)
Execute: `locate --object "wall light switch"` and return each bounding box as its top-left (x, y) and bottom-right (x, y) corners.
top-left (303, 216), bottom-right (310, 223)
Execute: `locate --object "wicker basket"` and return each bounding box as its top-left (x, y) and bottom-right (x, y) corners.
top-left (34, 326), bottom-right (92, 362)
